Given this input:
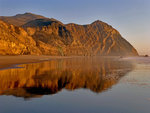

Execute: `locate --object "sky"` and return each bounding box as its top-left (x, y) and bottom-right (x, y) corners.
top-left (0, 0), bottom-right (150, 55)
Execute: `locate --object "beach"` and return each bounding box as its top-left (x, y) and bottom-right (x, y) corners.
top-left (0, 55), bottom-right (71, 69)
top-left (0, 55), bottom-right (147, 70)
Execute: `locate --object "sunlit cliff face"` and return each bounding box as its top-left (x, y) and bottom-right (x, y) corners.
top-left (0, 13), bottom-right (139, 56)
top-left (0, 57), bottom-right (133, 98)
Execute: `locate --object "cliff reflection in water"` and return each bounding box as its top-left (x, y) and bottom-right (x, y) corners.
top-left (0, 57), bottom-right (132, 98)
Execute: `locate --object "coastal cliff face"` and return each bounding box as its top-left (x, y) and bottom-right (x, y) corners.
top-left (0, 20), bottom-right (41, 55)
top-left (0, 13), bottom-right (138, 56)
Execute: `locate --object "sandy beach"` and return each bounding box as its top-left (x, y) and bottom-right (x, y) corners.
top-left (0, 55), bottom-right (71, 69)
top-left (0, 55), bottom-right (148, 70)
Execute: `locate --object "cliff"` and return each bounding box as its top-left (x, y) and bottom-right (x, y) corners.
top-left (0, 20), bottom-right (41, 55)
top-left (0, 13), bottom-right (138, 56)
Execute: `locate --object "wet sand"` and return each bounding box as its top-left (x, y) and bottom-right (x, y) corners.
top-left (0, 55), bottom-right (71, 69)
top-left (0, 55), bottom-right (144, 70)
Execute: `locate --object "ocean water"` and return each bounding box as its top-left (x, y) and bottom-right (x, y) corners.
top-left (0, 57), bottom-right (149, 113)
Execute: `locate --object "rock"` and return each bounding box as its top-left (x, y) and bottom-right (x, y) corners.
top-left (0, 20), bottom-right (41, 55)
top-left (0, 13), bottom-right (139, 56)
top-left (144, 55), bottom-right (149, 57)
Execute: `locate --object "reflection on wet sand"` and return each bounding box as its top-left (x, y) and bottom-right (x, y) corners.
top-left (0, 57), bottom-right (133, 98)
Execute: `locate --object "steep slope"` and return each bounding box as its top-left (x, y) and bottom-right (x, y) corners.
top-left (23, 18), bottom-right (73, 55)
top-left (0, 20), bottom-right (41, 55)
top-left (0, 13), bottom-right (138, 56)
top-left (23, 19), bottom-right (138, 56)
top-left (65, 20), bottom-right (138, 56)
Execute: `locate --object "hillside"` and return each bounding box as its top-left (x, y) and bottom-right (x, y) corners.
top-left (0, 13), bottom-right (138, 56)
top-left (0, 12), bottom-right (46, 26)
top-left (0, 20), bottom-right (41, 55)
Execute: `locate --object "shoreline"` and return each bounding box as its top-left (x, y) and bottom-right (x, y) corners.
top-left (0, 55), bottom-right (73, 70)
top-left (0, 55), bottom-right (147, 70)
top-left (0, 55), bottom-right (117, 70)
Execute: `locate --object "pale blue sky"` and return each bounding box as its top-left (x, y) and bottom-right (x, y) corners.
top-left (0, 0), bottom-right (150, 55)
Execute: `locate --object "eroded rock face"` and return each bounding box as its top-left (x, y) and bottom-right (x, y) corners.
top-left (0, 20), bottom-right (41, 55)
top-left (0, 13), bottom-right (138, 56)
top-left (65, 21), bottom-right (138, 56)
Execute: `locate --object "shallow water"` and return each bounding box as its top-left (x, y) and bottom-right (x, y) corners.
top-left (0, 57), bottom-right (150, 113)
